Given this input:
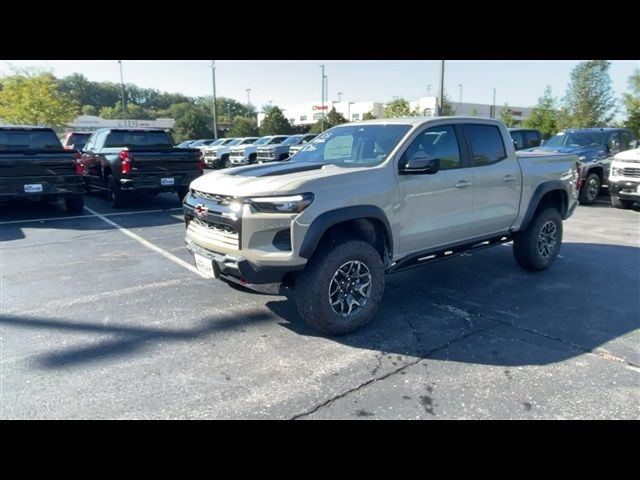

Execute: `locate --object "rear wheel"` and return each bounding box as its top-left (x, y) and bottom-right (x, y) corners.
top-left (513, 208), bottom-right (563, 271)
top-left (578, 172), bottom-right (601, 205)
top-left (611, 196), bottom-right (633, 209)
top-left (294, 238), bottom-right (385, 335)
top-left (106, 175), bottom-right (128, 208)
top-left (65, 194), bottom-right (84, 214)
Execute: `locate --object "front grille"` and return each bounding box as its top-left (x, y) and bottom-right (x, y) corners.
top-left (621, 168), bottom-right (640, 178)
top-left (192, 190), bottom-right (235, 205)
top-left (188, 217), bottom-right (239, 249)
top-left (230, 151), bottom-right (244, 158)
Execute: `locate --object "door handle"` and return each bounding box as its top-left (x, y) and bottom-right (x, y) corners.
top-left (502, 175), bottom-right (517, 182)
top-left (455, 180), bottom-right (472, 188)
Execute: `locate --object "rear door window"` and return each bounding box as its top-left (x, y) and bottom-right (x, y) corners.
top-left (465, 124), bottom-right (507, 166)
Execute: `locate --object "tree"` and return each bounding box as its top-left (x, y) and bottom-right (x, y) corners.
top-left (308, 107), bottom-right (348, 133)
top-left (229, 116), bottom-right (258, 137)
top-left (259, 106), bottom-right (294, 135)
top-left (563, 60), bottom-right (617, 127)
top-left (0, 72), bottom-right (78, 126)
top-left (172, 110), bottom-right (210, 142)
top-left (384, 98), bottom-right (412, 118)
top-left (469, 108), bottom-right (479, 117)
top-left (81, 105), bottom-right (98, 116)
top-left (524, 86), bottom-right (560, 139)
top-left (363, 112), bottom-right (377, 120)
top-left (440, 92), bottom-right (456, 116)
top-left (622, 69), bottom-right (640, 137)
top-left (500, 104), bottom-right (517, 127)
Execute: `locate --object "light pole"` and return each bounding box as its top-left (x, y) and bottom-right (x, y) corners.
top-left (438, 60), bottom-right (445, 116)
top-left (118, 60), bottom-right (126, 122)
top-left (246, 88), bottom-right (252, 112)
top-left (427, 84), bottom-right (431, 97)
top-left (337, 91), bottom-right (343, 102)
top-left (211, 61), bottom-right (218, 139)
top-left (458, 83), bottom-right (463, 114)
top-left (491, 88), bottom-right (496, 118)
top-left (320, 64), bottom-right (325, 131)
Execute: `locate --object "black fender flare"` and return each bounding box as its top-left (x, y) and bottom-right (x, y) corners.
top-left (520, 180), bottom-right (568, 231)
top-left (299, 205), bottom-right (393, 259)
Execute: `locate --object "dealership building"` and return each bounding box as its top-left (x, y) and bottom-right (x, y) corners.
top-left (259, 97), bottom-right (533, 127)
top-left (65, 115), bottom-right (175, 131)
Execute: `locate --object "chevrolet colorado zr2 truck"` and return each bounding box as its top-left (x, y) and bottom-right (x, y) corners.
top-left (183, 117), bottom-right (579, 335)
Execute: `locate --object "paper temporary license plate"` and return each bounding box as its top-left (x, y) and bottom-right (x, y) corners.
top-left (24, 184), bottom-right (43, 193)
top-left (161, 177), bottom-right (175, 186)
top-left (194, 253), bottom-right (216, 278)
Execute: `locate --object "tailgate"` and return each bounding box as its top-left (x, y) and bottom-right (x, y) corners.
top-left (128, 149), bottom-right (201, 173)
top-left (0, 151), bottom-right (77, 177)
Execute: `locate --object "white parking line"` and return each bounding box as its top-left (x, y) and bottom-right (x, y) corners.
top-left (83, 206), bottom-right (208, 278)
top-left (0, 207), bottom-right (182, 225)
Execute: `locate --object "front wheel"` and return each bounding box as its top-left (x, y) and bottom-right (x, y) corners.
top-left (611, 196), bottom-right (633, 209)
top-left (294, 238), bottom-right (385, 335)
top-left (578, 172), bottom-right (601, 205)
top-left (513, 208), bottom-right (563, 271)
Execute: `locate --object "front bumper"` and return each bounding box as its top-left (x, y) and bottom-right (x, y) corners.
top-left (185, 236), bottom-right (303, 288)
top-left (609, 179), bottom-right (640, 201)
top-left (229, 155), bottom-right (249, 166)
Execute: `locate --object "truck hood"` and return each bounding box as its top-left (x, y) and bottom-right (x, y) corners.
top-left (528, 145), bottom-right (606, 160)
top-left (190, 161), bottom-right (349, 196)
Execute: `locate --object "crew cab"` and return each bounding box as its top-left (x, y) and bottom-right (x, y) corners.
top-left (228, 135), bottom-right (290, 166)
top-left (528, 128), bottom-right (637, 205)
top-left (0, 126), bottom-right (84, 213)
top-left (184, 117), bottom-right (579, 335)
top-left (256, 134), bottom-right (317, 163)
top-left (79, 128), bottom-right (203, 208)
top-left (609, 147), bottom-right (640, 209)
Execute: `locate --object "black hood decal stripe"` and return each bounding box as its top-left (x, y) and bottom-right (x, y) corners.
top-left (228, 162), bottom-right (328, 177)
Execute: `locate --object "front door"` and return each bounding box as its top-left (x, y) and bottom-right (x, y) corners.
top-left (397, 124), bottom-right (475, 254)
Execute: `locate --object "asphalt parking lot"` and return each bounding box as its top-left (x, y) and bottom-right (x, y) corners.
top-left (1, 191), bottom-right (638, 419)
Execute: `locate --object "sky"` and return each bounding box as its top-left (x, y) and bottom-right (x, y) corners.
top-left (0, 60), bottom-right (638, 111)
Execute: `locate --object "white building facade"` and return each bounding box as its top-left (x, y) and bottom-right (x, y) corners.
top-left (66, 115), bottom-right (175, 131)
top-left (259, 97), bottom-right (533, 127)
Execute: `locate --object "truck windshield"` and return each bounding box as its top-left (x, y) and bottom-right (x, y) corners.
top-left (545, 131), bottom-right (606, 148)
top-left (0, 130), bottom-right (63, 150)
top-left (282, 135), bottom-right (303, 145)
top-left (291, 124), bottom-right (411, 167)
top-left (104, 131), bottom-right (174, 148)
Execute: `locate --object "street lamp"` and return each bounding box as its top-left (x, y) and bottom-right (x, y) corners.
top-left (438, 60), bottom-right (445, 116)
top-left (211, 61), bottom-right (218, 139)
top-left (118, 60), bottom-right (126, 121)
top-left (246, 88), bottom-right (252, 109)
top-left (458, 84), bottom-right (463, 114)
top-left (427, 84), bottom-right (431, 97)
top-left (337, 91), bottom-right (343, 102)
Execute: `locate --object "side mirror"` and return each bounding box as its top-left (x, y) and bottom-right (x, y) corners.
top-left (400, 153), bottom-right (440, 175)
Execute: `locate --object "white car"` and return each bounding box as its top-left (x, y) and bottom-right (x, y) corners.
top-left (609, 147), bottom-right (640, 209)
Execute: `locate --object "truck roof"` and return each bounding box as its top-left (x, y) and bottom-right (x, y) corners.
top-left (345, 116), bottom-right (505, 127)
top-left (0, 125), bottom-right (55, 131)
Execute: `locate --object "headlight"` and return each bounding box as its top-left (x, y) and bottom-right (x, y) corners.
top-left (249, 193), bottom-right (314, 213)
top-left (611, 167), bottom-right (622, 176)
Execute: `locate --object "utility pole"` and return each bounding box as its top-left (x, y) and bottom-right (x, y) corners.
top-left (320, 64), bottom-right (325, 131)
top-left (458, 84), bottom-right (463, 114)
top-left (118, 60), bottom-right (126, 122)
top-left (211, 61), bottom-right (218, 139)
top-left (491, 88), bottom-right (496, 118)
top-left (438, 60), bottom-right (445, 116)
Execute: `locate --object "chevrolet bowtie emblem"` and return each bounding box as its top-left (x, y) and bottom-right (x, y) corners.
top-left (194, 204), bottom-right (208, 216)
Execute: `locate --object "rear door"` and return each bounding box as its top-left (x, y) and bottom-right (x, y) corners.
top-left (463, 123), bottom-right (522, 237)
